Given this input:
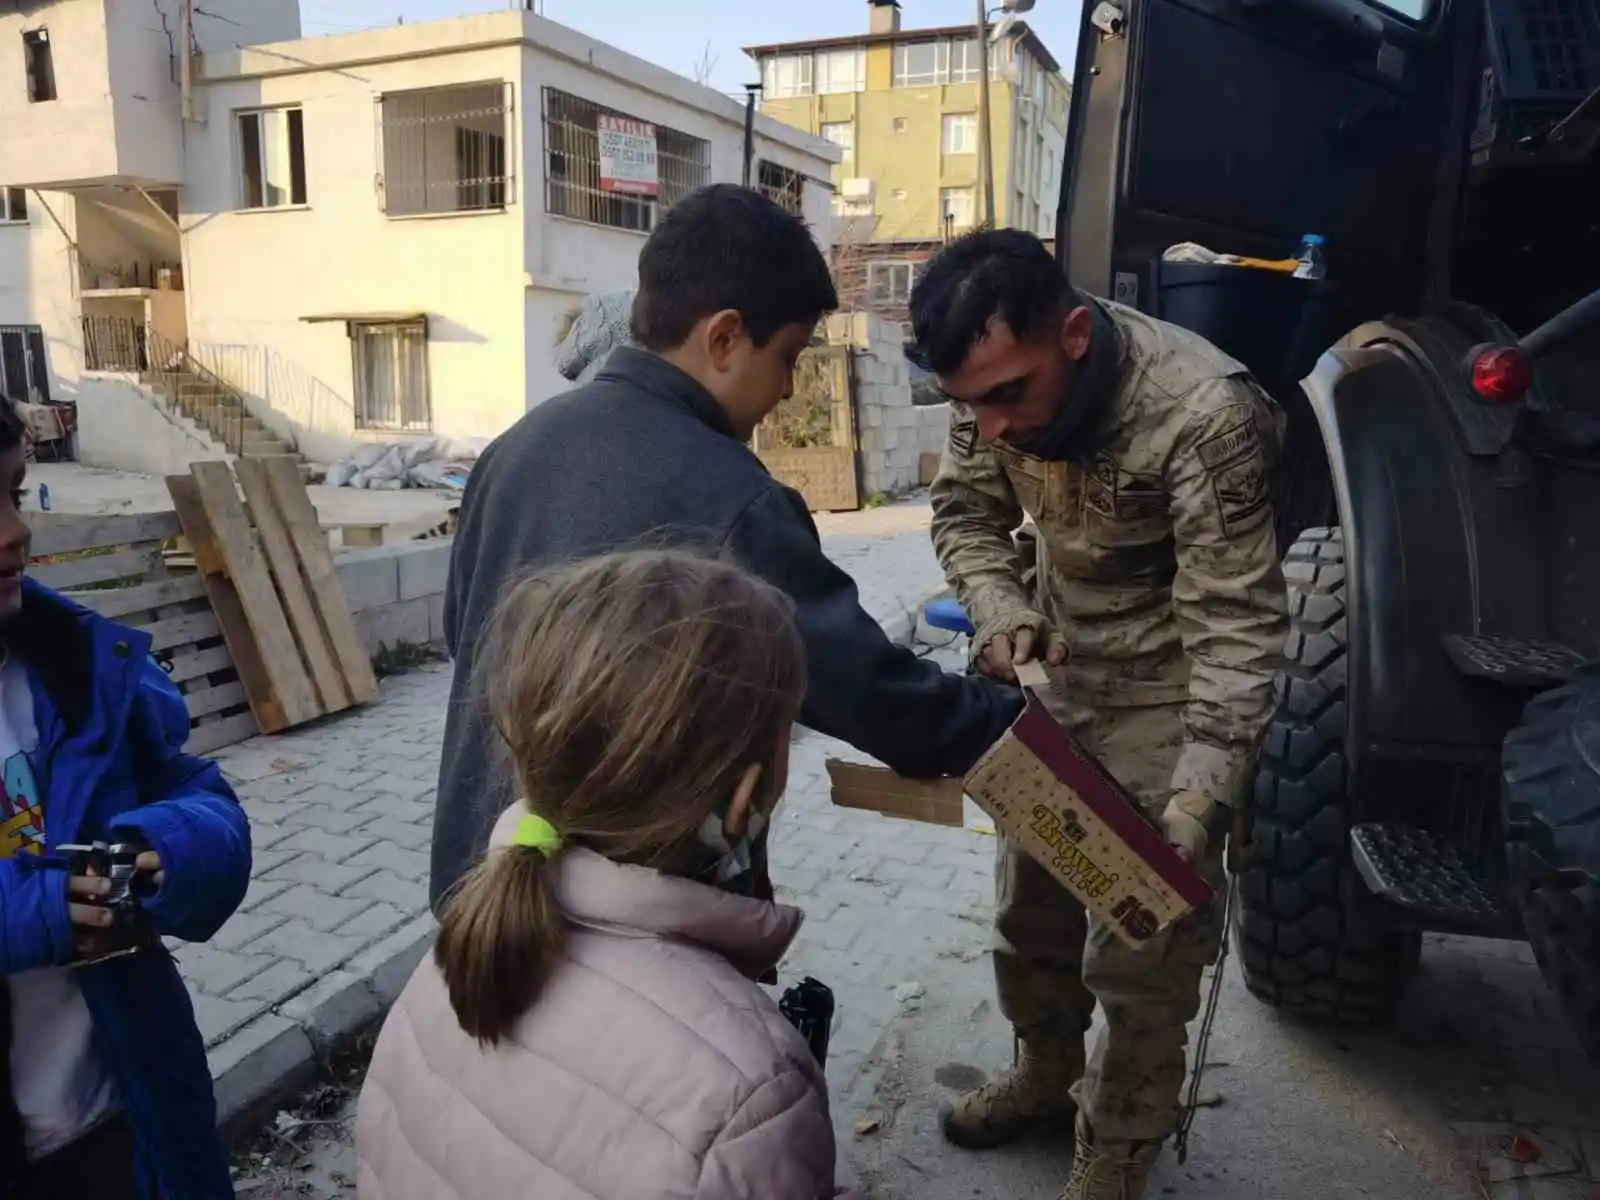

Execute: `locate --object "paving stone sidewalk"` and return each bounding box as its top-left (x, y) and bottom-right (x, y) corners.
top-left (192, 500), bottom-right (955, 1127)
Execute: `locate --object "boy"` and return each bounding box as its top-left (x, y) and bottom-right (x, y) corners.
top-left (0, 400), bottom-right (252, 1197)
top-left (432, 184), bottom-right (1022, 909)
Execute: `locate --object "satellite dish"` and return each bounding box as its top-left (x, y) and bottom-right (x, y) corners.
top-left (1000, 0), bottom-right (1037, 11)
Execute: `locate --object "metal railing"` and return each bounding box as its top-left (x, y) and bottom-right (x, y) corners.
top-left (757, 160), bottom-right (806, 217)
top-left (379, 83), bottom-right (514, 217)
top-left (541, 87), bottom-right (710, 233)
top-left (81, 316), bottom-right (261, 457)
top-left (187, 340), bottom-right (353, 446)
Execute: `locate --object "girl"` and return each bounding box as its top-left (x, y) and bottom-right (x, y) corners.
top-left (357, 550), bottom-right (853, 1199)
top-left (0, 400), bottom-right (252, 1198)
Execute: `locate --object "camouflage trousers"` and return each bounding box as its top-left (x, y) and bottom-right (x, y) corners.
top-left (992, 697), bottom-right (1226, 1144)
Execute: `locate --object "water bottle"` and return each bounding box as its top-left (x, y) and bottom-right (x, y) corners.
top-left (37, 482), bottom-right (50, 511)
top-left (1294, 234), bottom-right (1327, 280)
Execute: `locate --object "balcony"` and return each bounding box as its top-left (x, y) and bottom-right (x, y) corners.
top-left (0, 3), bottom-right (184, 189)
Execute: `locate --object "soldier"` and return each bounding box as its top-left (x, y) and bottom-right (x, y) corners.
top-left (913, 229), bottom-right (1288, 1200)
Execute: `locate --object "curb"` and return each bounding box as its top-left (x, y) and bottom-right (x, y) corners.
top-left (210, 912), bottom-right (436, 1137)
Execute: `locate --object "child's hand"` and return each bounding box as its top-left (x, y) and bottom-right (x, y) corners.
top-left (135, 850), bottom-right (166, 890)
top-left (68, 872), bottom-right (118, 958)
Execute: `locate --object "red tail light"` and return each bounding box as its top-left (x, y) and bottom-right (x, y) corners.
top-left (1470, 346), bottom-right (1532, 403)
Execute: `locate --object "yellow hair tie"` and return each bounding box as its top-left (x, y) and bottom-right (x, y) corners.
top-left (512, 814), bottom-right (563, 857)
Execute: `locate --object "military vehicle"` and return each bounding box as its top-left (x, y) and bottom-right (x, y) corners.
top-left (1047, 0), bottom-right (1600, 1056)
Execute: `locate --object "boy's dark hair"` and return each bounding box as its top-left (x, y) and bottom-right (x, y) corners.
top-left (631, 184), bottom-right (838, 351)
top-left (0, 400), bottom-right (25, 452)
top-left (909, 228), bottom-right (1086, 376)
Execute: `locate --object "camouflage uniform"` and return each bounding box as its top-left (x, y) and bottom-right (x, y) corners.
top-left (930, 301), bottom-right (1288, 1164)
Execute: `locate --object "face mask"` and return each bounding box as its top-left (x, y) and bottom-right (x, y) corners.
top-left (689, 793), bottom-right (784, 896)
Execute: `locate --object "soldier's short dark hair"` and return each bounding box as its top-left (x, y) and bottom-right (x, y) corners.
top-left (909, 228), bottom-right (1087, 376)
top-left (631, 184), bottom-right (838, 351)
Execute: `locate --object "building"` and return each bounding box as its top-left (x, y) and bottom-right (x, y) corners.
top-left (745, 0), bottom-right (1069, 325)
top-left (0, 3), bottom-right (837, 470)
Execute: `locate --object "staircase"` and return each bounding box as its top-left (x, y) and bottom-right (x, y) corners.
top-left (155, 367), bottom-right (297, 458)
top-left (82, 315), bottom-right (305, 464)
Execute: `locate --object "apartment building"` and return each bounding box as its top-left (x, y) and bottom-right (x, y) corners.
top-left (746, 0), bottom-right (1070, 324)
top-left (0, 3), bottom-right (837, 470)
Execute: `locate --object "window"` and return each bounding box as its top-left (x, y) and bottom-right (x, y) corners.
top-left (543, 88), bottom-right (709, 234)
top-left (821, 122), bottom-right (853, 183)
top-left (940, 187), bottom-right (975, 230)
top-left (867, 262), bottom-right (915, 307)
top-left (0, 325), bottom-right (51, 404)
top-left (237, 108), bottom-right (307, 210)
top-left (893, 41), bottom-right (948, 88)
top-left (1, 189), bottom-right (27, 225)
top-left (949, 38), bottom-right (988, 84)
top-left (352, 320), bottom-right (431, 431)
top-left (22, 29), bottom-right (55, 104)
top-left (380, 83), bottom-right (511, 217)
top-left (941, 113), bottom-right (978, 155)
top-left (815, 49), bottom-right (865, 95)
top-left (758, 161), bottom-right (805, 217)
top-left (761, 53), bottom-right (813, 98)
top-left (896, 36), bottom-right (1003, 87)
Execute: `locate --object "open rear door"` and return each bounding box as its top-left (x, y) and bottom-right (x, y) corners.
top-left (1055, 0), bottom-right (1471, 390)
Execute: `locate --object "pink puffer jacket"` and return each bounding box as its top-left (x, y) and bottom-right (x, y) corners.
top-left (356, 813), bottom-right (849, 1200)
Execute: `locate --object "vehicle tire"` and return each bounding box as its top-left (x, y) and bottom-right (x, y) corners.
top-left (1502, 667), bottom-right (1600, 1065)
top-left (1233, 527), bottom-right (1423, 1023)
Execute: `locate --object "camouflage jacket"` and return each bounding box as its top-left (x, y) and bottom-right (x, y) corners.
top-left (929, 301), bottom-right (1289, 806)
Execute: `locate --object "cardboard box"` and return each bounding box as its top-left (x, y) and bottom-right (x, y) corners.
top-left (827, 760), bottom-right (965, 827)
top-left (827, 662), bottom-right (1212, 946)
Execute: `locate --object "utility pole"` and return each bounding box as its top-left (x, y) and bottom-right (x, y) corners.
top-left (742, 83), bottom-right (762, 188)
top-left (975, 0), bottom-right (996, 227)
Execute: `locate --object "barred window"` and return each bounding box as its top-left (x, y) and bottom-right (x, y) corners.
top-left (379, 83), bottom-right (512, 217)
top-left (352, 320), bottom-right (431, 431)
top-left (542, 88), bottom-right (710, 234)
top-left (757, 161), bottom-right (805, 218)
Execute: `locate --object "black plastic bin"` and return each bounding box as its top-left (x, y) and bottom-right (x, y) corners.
top-left (1148, 260), bottom-right (1337, 393)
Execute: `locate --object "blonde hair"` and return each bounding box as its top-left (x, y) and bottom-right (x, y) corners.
top-left (434, 550), bottom-right (807, 1044)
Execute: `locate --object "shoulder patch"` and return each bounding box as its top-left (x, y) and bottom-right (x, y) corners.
top-left (1195, 408), bottom-right (1262, 471)
top-left (1211, 455), bottom-right (1271, 536)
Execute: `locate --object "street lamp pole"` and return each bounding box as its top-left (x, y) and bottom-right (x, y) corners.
top-left (976, 0), bottom-right (996, 227)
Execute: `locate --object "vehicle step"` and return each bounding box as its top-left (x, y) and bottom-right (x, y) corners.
top-left (1442, 634), bottom-right (1590, 689)
top-left (1349, 823), bottom-right (1522, 937)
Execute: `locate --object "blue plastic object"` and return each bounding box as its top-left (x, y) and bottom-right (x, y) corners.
top-left (923, 597), bottom-right (976, 636)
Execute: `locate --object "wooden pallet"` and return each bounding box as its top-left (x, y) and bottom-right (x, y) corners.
top-left (28, 511), bottom-right (261, 755)
top-left (168, 457), bottom-right (378, 735)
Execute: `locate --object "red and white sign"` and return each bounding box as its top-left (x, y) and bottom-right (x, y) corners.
top-left (598, 115), bottom-right (660, 197)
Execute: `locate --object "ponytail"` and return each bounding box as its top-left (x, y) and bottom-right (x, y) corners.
top-left (433, 842), bottom-right (565, 1046)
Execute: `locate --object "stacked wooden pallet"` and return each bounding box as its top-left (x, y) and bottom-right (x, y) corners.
top-left (29, 509), bottom-right (260, 754)
top-left (25, 456), bottom-right (378, 755)
top-left (167, 457), bottom-right (377, 734)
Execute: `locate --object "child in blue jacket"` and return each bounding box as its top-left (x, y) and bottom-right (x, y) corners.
top-left (0, 401), bottom-right (252, 1198)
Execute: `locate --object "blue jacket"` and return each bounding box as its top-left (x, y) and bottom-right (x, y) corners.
top-left (0, 579), bottom-right (251, 1197)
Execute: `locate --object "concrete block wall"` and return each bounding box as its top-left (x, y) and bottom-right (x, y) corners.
top-left (335, 541), bottom-right (452, 656)
top-left (825, 311), bottom-right (923, 498)
top-left (916, 403), bottom-right (951, 460)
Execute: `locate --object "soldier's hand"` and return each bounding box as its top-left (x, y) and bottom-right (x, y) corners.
top-left (1161, 789), bottom-right (1218, 864)
top-left (980, 625), bottom-right (1069, 682)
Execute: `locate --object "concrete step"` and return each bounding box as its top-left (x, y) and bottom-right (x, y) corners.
top-left (241, 439), bottom-right (292, 457)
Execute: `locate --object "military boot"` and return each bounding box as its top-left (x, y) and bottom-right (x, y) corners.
top-left (938, 1037), bottom-right (1080, 1150)
top-left (1057, 1116), bottom-right (1162, 1200)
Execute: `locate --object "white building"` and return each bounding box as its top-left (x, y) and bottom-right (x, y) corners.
top-left (0, 3), bottom-right (838, 469)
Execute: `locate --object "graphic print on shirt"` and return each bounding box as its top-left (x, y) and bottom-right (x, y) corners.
top-left (0, 748), bottom-right (44, 858)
